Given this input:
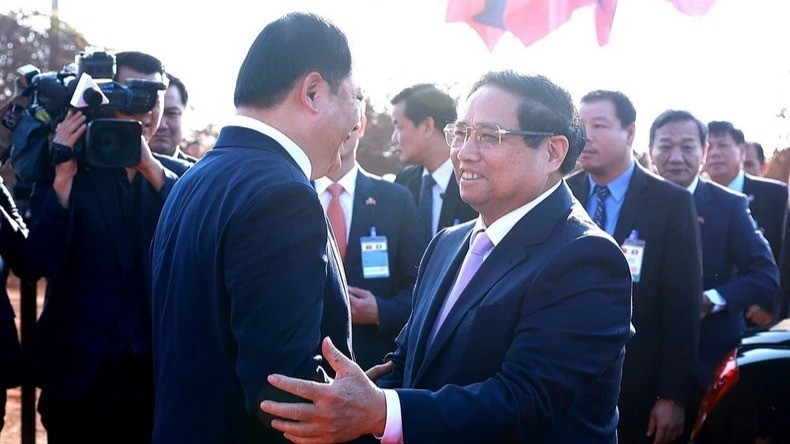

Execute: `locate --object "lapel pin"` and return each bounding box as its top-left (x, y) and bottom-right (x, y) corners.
top-left (698, 216), bottom-right (705, 224)
top-left (365, 197), bottom-right (377, 206)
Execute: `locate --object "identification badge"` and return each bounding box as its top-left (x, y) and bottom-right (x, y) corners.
top-left (361, 227), bottom-right (389, 279)
top-left (621, 230), bottom-right (645, 283)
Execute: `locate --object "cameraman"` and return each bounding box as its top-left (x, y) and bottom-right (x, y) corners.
top-left (24, 51), bottom-right (190, 443)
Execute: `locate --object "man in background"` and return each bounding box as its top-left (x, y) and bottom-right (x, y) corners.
top-left (392, 84), bottom-right (476, 241)
top-left (705, 120), bottom-right (787, 325)
top-left (567, 90), bottom-right (700, 443)
top-left (149, 74), bottom-right (196, 163)
top-left (743, 141), bottom-right (767, 177)
top-left (315, 101), bottom-right (426, 369)
top-left (648, 110), bottom-right (778, 424)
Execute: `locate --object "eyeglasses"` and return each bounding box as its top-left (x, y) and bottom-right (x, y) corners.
top-left (443, 122), bottom-right (556, 149)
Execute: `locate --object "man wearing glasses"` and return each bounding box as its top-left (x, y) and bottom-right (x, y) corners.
top-left (260, 71), bottom-right (633, 443)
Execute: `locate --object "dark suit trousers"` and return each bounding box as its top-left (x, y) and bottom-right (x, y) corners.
top-left (38, 355), bottom-right (154, 444)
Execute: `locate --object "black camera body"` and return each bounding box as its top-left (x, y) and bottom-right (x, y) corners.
top-left (9, 49), bottom-right (165, 179)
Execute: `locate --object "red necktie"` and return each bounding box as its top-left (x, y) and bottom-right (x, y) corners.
top-left (326, 183), bottom-right (347, 260)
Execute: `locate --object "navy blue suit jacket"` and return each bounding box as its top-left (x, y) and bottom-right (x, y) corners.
top-left (568, 165), bottom-right (702, 426)
top-left (377, 183), bottom-right (633, 443)
top-left (343, 170), bottom-right (426, 369)
top-left (150, 126), bottom-right (352, 443)
top-left (25, 154), bottom-right (187, 399)
top-left (395, 165), bottom-right (478, 232)
top-left (693, 179), bottom-right (779, 385)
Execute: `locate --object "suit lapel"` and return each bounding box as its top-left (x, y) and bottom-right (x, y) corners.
top-left (438, 172), bottom-right (461, 228)
top-left (345, 172), bottom-right (377, 269)
top-left (612, 165), bottom-right (649, 243)
top-left (407, 227), bottom-right (470, 385)
top-left (413, 184), bottom-right (575, 384)
top-left (567, 172), bottom-right (591, 211)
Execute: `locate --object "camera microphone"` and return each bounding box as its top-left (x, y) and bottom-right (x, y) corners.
top-left (83, 88), bottom-right (104, 108)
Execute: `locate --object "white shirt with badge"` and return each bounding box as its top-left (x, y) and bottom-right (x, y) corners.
top-left (315, 166), bottom-right (391, 279)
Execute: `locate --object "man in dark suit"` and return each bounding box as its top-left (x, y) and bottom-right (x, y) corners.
top-left (705, 120), bottom-right (788, 325)
top-left (149, 74), bottom-right (197, 163)
top-left (261, 71), bottom-right (633, 443)
top-left (149, 13), bottom-right (360, 443)
top-left (24, 51), bottom-right (191, 442)
top-left (0, 177), bottom-right (30, 433)
top-left (648, 110), bottom-right (779, 392)
top-left (567, 90), bottom-right (701, 444)
top-left (391, 84), bottom-right (477, 240)
top-left (315, 107), bottom-right (427, 370)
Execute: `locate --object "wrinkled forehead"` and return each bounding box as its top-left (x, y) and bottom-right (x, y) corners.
top-left (655, 120), bottom-right (703, 145)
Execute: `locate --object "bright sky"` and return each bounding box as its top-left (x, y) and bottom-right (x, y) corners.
top-left (5, 0), bottom-right (790, 155)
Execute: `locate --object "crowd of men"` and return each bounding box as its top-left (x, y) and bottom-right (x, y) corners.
top-left (0, 11), bottom-right (788, 444)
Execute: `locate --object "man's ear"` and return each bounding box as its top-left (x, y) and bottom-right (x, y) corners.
top-left (625, 123), bottom-right (636, 147)
top-left (419, 116), bottom-right (436, 139)
top-left (546, 136), bottom-right (570, 171)
top-left (299, 72), bottom-right (324, 113)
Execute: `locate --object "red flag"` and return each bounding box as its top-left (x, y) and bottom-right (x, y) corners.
top-left (503, 0), bottom-right (618, 47)
top-left (665, 0), bottom-right (716, 17)
top-left (447, 0), bottom-right (714, 51)
top-left (446, 0), bottom-right (507, 50)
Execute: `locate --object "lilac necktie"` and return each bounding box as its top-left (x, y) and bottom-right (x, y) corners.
top-left (427, 230), bottom-right (494, 347)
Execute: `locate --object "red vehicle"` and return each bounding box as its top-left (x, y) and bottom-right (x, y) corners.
top-left (691, 320), bottom-right (790, 443)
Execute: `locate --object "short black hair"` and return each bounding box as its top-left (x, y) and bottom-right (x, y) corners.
top-left (166, 73), bottom-right (188, 107)
top-left (580, 90), bottom-right (636, 127)
top-left (390, 84), bottom-right (457, 133)
top-left (649, 110), bottom-right (708, 147)
top-left (747, 142), bottom-right (766, 165)
top-left (234, 12), bottom-right (352, 108)
top-left (114, 51), bottom-right (165, 80)
top-left (468, 71), bottom-right (585, 175)
top-left (708, 120), bottom-right (745, 144)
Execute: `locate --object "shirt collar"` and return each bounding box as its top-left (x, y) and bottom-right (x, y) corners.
top-left (314, 165), bottom-right (359, 197)
top-left (587, 161), bottom-right (635, 203)
top-left (226, 114), bottom-right (312, 179)
top-left (424, 159), bottom-right (454, 192)
top-left (470, 180), bottom-right (563, 248)
top-left (686, 175), bottom-right (700, 194)
top-left (727, 170), bottom-right (745, 193)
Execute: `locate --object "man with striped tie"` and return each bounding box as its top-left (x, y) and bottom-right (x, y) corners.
top-left (567, 90), bottom-right (701, 444)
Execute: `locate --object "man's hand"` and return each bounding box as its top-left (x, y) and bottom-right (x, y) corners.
top-left (349, 286), bottom-right (379, 325)
top-left (128, 136), bottom-right (166, 192)
top-left (365, 361), bottom-right (394, 383)
top-left (746, 304), bottom-right (773, 326)
top-left (646, 398), bottom-right (684, 444)
top-left (260, 337), bottom-right (387, 443)
top-left (52, 109), bottom-right (86, 208)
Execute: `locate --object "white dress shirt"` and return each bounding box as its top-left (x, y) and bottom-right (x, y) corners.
top-left (422, 159), bottom-right (454, 235)
top-left (314, 166), bottom-right (359, 241)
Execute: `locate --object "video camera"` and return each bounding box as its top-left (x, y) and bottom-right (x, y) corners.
top-left (0, 49), bottom-right (165, 182)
